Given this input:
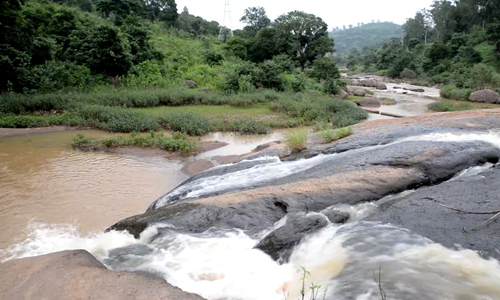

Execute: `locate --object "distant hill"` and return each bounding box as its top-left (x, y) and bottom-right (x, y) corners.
top-left (330, 22), bottom-right (403, 54)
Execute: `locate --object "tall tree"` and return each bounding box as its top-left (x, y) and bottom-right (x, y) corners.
top-left (274, 11), bottom-right (334, 70)
top-left (240, 6), bottom-right (270, 37)
top-left (144, 0), bottom-right (178, 26)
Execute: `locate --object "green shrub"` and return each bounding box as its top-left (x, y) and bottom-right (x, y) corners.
top-left (427, 100), bottom-right (475, 112)
top-left (310, 58), bottom-right (340, 81)
top-left (439, 85), bottom-right (472, 100)
top-left (159, 112), bottom-right (211, 136)
top-left (231, 117), bottom-right (268, 134)
top-left (285, 130), bottom-right (308, 153)
top-left (400, 68), bottom-right (417, 79)
top-left (77, 105), bottom-right (160, 132)
top-left (72, 132), bottom-right (198, 155)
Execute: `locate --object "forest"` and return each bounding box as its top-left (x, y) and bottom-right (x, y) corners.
top-left (330, 22), bottom-right (403, 55)
top-left (343, 0), bottom-right (500, 95)
top-left (0, 0), bottom-right (371, 135)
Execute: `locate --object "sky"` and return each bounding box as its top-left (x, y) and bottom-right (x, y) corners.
top-left (175, 0), bottom-right (435, 31)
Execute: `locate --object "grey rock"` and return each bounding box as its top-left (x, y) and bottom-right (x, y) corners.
top-left (254, 213), bottom-right (329, 262)
top-left (183, 80), bottom-right (198, 89)
top-left (353, 89), bottom-right (366, 97)
top-left (356, 98), bottom-right (381, 107)
top-left (469, 89), bottom-right (500, 104)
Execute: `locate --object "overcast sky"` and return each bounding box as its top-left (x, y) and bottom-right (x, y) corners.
top-left (175, 0), bottom-right (435, 30)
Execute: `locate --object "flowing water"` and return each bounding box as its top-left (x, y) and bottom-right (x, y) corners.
top-left (0, 130), bottom-right (284, 249)
top-left (354, 75), bottom-right (439, 117)
top-left (2, 131), bottom-right (500, 300)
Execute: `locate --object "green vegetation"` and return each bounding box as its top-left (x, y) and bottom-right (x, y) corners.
top-left (439, 85), bottom-right (472, 100)
top-left (285, 130), bottom-right (308, 153)
top-left (72, 131), bottom-right (198, 154)
top-left (330, 22), bottom-right (403, 55)
top-left (0, 0), bottom-right (371, 136)
top-left (343, 0), bottom-right (500, 91)
top-left (318, 127), bottom-right (353, 144)
top-left (428, 99), bottom-right (495, 112)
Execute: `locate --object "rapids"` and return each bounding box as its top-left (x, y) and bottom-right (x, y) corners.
top-left (2, 130), bottom-right (500, 300)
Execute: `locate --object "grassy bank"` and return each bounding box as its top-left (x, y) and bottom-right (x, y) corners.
top-left (0, 88), bottom-right (368, 135)
top-left (72, 131), bottom-right (198, 155)
top-left (427, 99), bottom-right (499, 112)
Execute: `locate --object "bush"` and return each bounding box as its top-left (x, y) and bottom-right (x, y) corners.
top-left (285, 130), bottom-right (308, 153)
top-left (159, 112), bottom-right (211, 136)
top-left (231, 117), bottom-right (268, 134)
top-left (439, 85), bottom-right (472, 100)
top-left (428, 100), bottom-right (474, 112)
top-left (204, 50), bottom-right (224, 66)
top-left (310, 58), bottom-right (340, 81)
top-left (400, 68), bottom-right (417, 79)
top-left (72, 132), bottom-right (198, 155)
top-left (77, 105), bottom-right (160, 132)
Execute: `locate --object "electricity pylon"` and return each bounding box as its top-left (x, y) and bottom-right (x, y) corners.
top-left (218, 0), bottom-right (233, 39)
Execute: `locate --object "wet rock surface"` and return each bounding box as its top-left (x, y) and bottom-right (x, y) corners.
top-left (110, 109), bottom-right (500, 261)
top-left (0, 250), bottom-right (205, 300)
top-left (254, 213), bottom-right (329, 262)
top-left (368, 164), bottom-right (500, 260)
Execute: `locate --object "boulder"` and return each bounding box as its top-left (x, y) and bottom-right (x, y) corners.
top-left (356, 98), bottom-right (381, 107)
top-left (469, 89), bottom-right (500, 104)
top-left (0, 250), bottom-right (205, 300)
top-left (393, 86), bottom-right (401, 89)
top-left (183, 80), bottom-right (198, 89)
top-left (361, 79), bottom-right (377, 87)
top-left (349, 79), bottom-right (361, 86)
top-left (376, 83), bottom-right (387, 90)
top-left (346, 86), bottom-right (356, 94)
top-left (403, 87), bottom-right (425, 93)
top-left (336, 89), bottom-right (349, 100)
top-left (353, 89), bottom-right (366, 97)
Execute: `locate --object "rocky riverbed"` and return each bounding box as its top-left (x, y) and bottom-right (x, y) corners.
top-left (2, 109), bottom-right (500, 300)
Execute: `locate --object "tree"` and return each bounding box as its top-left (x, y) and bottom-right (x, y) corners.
top-left (274, 11), bottom-right (334, 70)
top-left (240, 6), bottom-right (270, 37)
top-left (95, 0), bottom-right (145, 25)
top-left (68, 24), bottom-right (132, 77)
top-left (310, 57), bottom-right (340, 80)
top-left (144, 0), bottom-right (178, 25)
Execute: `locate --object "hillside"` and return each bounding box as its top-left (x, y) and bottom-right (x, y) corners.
top-left (330, 22), bottom-right (402, 54)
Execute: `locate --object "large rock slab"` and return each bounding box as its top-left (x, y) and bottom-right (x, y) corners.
top-left (469, 89), bottom-right (500, 104)
top-left (367, 164), bottom-right (500, 260)
top-left (0, 250), bottom-right (205, 300)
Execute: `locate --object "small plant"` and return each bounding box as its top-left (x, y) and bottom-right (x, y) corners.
top-left (318, 127), bottom-right (352, 144)
top-left (285, 130), bottom-right (308, 153)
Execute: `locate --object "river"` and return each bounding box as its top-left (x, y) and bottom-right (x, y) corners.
top-left (0, 130), bottom-right (283, 249)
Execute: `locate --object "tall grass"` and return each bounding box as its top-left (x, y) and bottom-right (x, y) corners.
top-left (285, 130), bottom-right (308, 153)
top-left (318, 127), bottom-right (353, 144)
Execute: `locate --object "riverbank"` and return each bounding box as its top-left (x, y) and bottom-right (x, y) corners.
top-left (0, 126), bottom-right (76, 138)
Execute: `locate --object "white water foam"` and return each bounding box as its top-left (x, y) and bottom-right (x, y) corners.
top-left (155, 131), bottom-right (500, 208)
top-left (3, 218), bottom-right (500, 300)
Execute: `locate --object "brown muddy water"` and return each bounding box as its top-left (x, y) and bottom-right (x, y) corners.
top-left (0, 130), bottom-right (285, 249)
